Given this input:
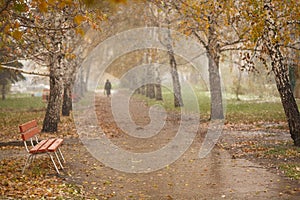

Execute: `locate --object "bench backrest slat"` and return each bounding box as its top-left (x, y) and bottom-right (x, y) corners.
top-left (19, 120), bottom-right (38, 133)
top-left (21, 127), bottom-right (40, 141)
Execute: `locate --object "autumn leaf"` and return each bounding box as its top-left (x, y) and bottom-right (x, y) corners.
top-left (38, 0), bottom-right (48, 13)
top-left (74, 15), bottom-right (86, 25)
top-left (14, 21), bottom-right (20, 28)
top-left (58, 2), bottom-right (66, 9)
top-left (11, 30), bottom-right (23, 40)
top-left (66, 53), bottom-right (77, 60)
top-left (3, 25), bottom-right (10, 34)
top-left (75, 27), bottom-right (85, 36)
top-left (47, 0), bottom-right (56, 6)
top-left (111, 0), bottom-right (127, 3)
top-left (65, 0), bottom-right (73, 5)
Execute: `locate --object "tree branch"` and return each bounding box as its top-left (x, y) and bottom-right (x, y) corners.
top-left (0, 65), bottom-right (49, 77)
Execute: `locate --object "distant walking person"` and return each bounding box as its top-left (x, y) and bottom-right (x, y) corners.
top-left (104, 79), bottom-right (112, 97)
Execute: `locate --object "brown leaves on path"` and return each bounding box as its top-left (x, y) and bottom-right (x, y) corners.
top-left (0, 157), bottom-right (84, 199)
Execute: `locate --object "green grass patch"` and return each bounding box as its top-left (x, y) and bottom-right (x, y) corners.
top-left (262, 144), bottom-right (300, 180)
top-left (134, 86), bottom-right (211, 120)
top-left (226, 100), bottom-right (286, 124)
top-left (0, 95), bottom-right (46, 139)
top-left (0, 95), bottom-right (46, 111)
top-left (264, 145), bottom-right (300, 158)
top-left (279, 163), bottom-right (300, 180)
top-left (137, 87), bottom-right (289, 124)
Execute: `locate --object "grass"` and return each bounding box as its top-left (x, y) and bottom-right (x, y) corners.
top-left (135, 87), bottom-right (288, 124)
top-left (0, 94), bottom-right (46, 111)
top-left (239, 141), bottom-right (300, 180)
top-left (226, 100), bottom-right (286, 124)
top-left (265, 145), bottom-right (300, 158)
top-left (279, 163), bottom-right (300, 180)
top-left (0, 94), bottom-right (46, 141)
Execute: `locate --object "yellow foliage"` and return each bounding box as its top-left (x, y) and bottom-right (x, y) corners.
top-left (66, 53), bottom-right (77, 60)
top-left (81, 0), bottom-right (127, 7)
top-left (38, 0), bottom-right (48, 12)
top-left (65, 0), bottom-right (73, 5)
top-left (4, 25), bottom-right (10, 34)
top-left (74, 15), bottom-right (86, 25)
top-left (58, 2), bottom-right (66, 9)
top-left (81, 0), bottom-right (95, 7)
top-left (47, 0), bottom-right (56, 6)
top-left (12, 30), bottom-right (23, 40)
top-left (110, 0), bottom-right (127, 3)
top-left (76, 28), bottom-right (85, 36)
top-left (14, 21), bottom-right (20, 28)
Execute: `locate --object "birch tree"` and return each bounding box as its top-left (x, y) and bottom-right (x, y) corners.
top-left (18, 1), bottom-right (89, 132)
top-left (239, 0), bottom-right (300, 146)
top-left (148, 1), bottom-right (184, 107)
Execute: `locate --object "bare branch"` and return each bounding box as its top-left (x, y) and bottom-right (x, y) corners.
top-left (0, 65), bottom-right (49, 77)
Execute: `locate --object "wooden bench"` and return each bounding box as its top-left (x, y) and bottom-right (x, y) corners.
top-left (19, 120), bottom-right (65, 174)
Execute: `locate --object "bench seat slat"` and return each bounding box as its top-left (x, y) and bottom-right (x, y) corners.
top-left (29, 140), bottom-right (48, 154)
top-left (48, 139), bottom-right (63, 152)
top-left (37, 138), bottom-right (56, 153)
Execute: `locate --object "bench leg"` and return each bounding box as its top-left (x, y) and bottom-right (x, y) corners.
top-left (22, 154), bottom-right (37, 174)
top-left (22, 155), bottom-right (32, 174)
top-left (47, 153), bottom-right (60, 174)
top-left (54, 151), bottom-right (64, 170)
top-left (58, 148), bottom-right (65, 163)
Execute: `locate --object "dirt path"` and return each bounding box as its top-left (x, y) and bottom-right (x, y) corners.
top-left (62, 91), bottom-right (299, 199)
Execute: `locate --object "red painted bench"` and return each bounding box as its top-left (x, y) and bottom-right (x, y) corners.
top-left (19, 120), bottom-right (65, 174)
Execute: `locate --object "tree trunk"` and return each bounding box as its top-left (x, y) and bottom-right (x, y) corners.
top-left (1, 84), bottom-right (5, 100)
top-left (141, 85), bottom-right (146, 95)
top-left (274, 68), bottom-right (300, 146)
top-left (207, 53), bottom-right (224, 119)
top-left (165, 26), bottom-right (183, 107)
top-left (146, 66), bottom-right (155, 99)
top-left (169, 54), bottom-right (183, 107)
top-left (62, 59), bottom-right (78, 116)
top-left (146, 84), bottom-right (155, 99)
top-left (206, 15), bottom-right (224, 119)
top-left (84, 64), bottom-right (91, 92)
top-left (62, 83), bottom-right (72, 116)
top-left (155, 71), bottom-right (163, 101)
top-left (155, 66), bottom-right (163, 101)
top-left (155, 83), bottom-right (163, 100)
top-left (170, 62), bottom-right (183, 107)
top-left (42, 68), bottom-right (63, 133)
top-left (294, 63), bottom-right (300, 98)
top-left (235, 70), bottom-right (242, 101)
top-left (269, 45), bottom-right (300, 146)
top-left (74, 66), bottom-right (86, 98)
top-left (264, 1), bottom-right (300, 146)
top-left (135, 87), bottom-right (141, 94)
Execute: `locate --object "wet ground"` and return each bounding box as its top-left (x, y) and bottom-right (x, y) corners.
top-left (63, 91), bottom-right (300, 199)
top-left (1, 91), bottom-right (299, 199)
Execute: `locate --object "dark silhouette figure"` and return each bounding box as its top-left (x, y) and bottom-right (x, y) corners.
top-left (104, 79), bottom-right (112, 97)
